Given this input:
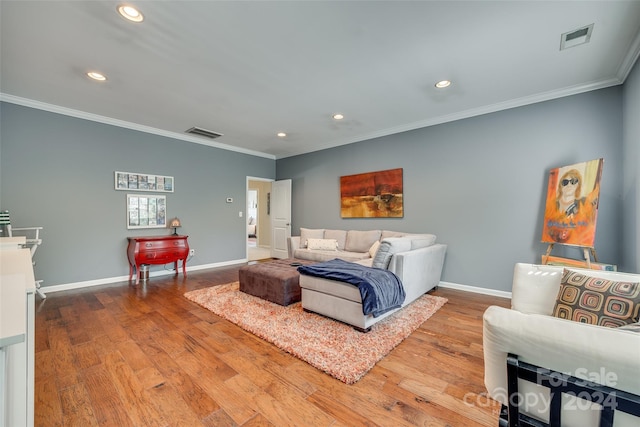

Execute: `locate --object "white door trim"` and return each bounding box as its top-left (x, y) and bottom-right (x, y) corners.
top-left (246, 176), bottom-right (274, 261)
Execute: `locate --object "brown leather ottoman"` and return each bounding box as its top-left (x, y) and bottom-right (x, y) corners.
top-left (239, 258), bottom-right (315, 306)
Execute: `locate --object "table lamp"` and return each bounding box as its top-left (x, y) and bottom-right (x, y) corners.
top-left (169, 217), bottom-right (181, 235)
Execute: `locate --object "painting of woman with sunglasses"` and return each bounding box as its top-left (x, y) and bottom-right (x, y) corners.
top-left (542, 158), bottom-right (603, 247)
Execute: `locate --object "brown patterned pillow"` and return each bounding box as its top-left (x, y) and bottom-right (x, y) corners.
top-left (552, 269), bottom-right (640, 327)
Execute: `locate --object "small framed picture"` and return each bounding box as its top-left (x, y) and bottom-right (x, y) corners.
top-left (115, 171), bottom-right (174, 193)
top-left (127, 194), bottom-right (167, 229)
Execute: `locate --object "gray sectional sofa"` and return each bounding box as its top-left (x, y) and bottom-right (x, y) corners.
top-left (288, 228), bottom-right (447, 331)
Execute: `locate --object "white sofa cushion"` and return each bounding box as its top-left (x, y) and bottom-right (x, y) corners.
top-left (293, 249), bottom-right (371, 263)
top-left (344, 230), bottom-right (382, 252)
top-left (324, 229), bottom-right (347, 250)
top-left (380, 230), bottom-right (408, 239)
top-left (300, 228), bottom-right (324, 248)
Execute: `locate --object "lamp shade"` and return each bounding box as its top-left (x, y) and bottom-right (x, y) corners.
top-left (169, 217), bottom-right (181, 235)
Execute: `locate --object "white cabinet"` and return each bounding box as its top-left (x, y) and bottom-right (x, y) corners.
top-left (1, 242), bottom-right (35, 427)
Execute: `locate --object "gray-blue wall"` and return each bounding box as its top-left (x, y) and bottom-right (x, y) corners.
top-left (277, 87), bottom-right (631, 292)
top-left (622, 58), bottom-right (640, 273)
top-left (3, 73), bottom-right (638, 292)
top-left (0, 102), bottom-right (275, 286)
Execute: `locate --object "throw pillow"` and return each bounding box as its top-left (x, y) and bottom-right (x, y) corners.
top-left (306, 238), bottom-right (338, 251)
top-left (552, 269), bottom-right (640, 327)
top-left (369, 240), bottom-right (380, 257)
top-left (371, 238), bottom-right (412, 269)
top-left (300, 228), bottom-right (324, 248)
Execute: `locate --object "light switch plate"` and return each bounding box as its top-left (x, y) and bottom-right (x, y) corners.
top-left (226, 197), bottom-right (233, 203)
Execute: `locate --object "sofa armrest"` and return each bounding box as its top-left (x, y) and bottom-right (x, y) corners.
top-left (288, 236), bottom-right (301, 258)
top-left (483, 306), bottom-right (640, 424)
top-left (388, 243), bottom-right (446, 303)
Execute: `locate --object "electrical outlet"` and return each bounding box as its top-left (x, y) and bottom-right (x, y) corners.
top-left (189, 249), bottom-right (195, 256)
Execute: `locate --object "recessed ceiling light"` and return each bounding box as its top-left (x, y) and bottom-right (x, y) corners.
top-left (333, 113), bottom-right (344, 120)
top-left (435, 80), bottom-right (451, 89)
top-left (117, 4), bottom-right (144, 22)
top-left (277, 132), bottom-right (287, 138)
top-left (87, 71), bottom-right (107, 81)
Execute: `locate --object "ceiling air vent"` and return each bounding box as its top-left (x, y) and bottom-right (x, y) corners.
top-left (185, 126), bottom-right (223, 139)
top-left (560, 24), bottom-right (594, 50)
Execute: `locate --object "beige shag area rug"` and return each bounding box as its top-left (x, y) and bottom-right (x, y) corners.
top-left (184, 282), bottom-right (447, 384)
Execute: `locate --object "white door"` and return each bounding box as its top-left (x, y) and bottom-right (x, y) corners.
top-left (270, 179), bottom-right (292, 258)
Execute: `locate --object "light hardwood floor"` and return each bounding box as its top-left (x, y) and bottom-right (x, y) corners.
top-left (34, 263), bottom-right (510, 426)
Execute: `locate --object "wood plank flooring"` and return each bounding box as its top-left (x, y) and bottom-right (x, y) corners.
top-left (34, 263), bottom-right (510, 426)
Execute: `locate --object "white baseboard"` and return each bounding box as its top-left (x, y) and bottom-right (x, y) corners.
top-left (40, 263), bottom-right (512, 299)
top-left (438, 281), bottom-right (512, 299)
top-left (40, 259), bottom-right (247, 294)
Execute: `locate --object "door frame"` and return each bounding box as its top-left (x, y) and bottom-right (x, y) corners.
top-left (246, 176), bottom-right (274, 261)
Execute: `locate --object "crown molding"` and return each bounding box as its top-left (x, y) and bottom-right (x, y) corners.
top-left (276, 77), bottom-right (624, 159)
top-left (0, 94), bottom-right (276, 160)
top-left (617, 28), bottom-right (640, 82)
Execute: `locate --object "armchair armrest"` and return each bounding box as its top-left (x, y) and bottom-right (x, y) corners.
top-left (11, 226), bottom-right (43, 242)
top-left (483, 306), bottom-right (640, 425)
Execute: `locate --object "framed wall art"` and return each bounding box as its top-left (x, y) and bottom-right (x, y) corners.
top-left (541, 158), bottom-right (603, 247)
top-left (115, 171), bottom-right (174, 193)
top-left (127, 194), bottom-right (167, 229)
top-left (340, 168), bottom-right (403, 218)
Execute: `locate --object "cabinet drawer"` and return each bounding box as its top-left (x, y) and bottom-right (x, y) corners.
top-left (141, 249), bottom-right (187, 264)
top-left (141, 240), bottom-right (186, 250)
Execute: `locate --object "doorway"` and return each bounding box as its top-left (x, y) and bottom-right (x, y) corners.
top-left (247, 178), bottom-right (273, 261)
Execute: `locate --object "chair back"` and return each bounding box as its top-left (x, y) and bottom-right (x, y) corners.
top-left (0, 210), bottom-right (12, 237)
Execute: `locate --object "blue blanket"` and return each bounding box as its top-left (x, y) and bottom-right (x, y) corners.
top-left (297, 259), bottom-right (405, 317)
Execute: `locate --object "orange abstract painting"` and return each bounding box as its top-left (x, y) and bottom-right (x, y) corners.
top-left (340, 168), bottom-right (403, 218)
top-left (541, 158), bottom-right (603, 247)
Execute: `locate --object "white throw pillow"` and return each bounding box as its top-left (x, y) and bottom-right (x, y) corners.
top-left (306, 238), bottom-right (338, 251)
top-left (369, 240), bottom-right (380, 257)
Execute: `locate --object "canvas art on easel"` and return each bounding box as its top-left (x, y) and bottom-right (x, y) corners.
top-left (541, 158), bottom-right (604, 267)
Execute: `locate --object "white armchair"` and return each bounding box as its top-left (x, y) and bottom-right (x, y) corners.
top-left (483, 263), bottom-right (640, 427)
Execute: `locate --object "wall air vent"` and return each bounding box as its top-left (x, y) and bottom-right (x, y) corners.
top-left (560, 24), bottom-right (594, 50)
top-left (185, 127), bottom-right (223, 139)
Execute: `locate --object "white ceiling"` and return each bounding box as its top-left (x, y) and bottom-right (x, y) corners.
top-left (2, 1), bottom-right (640, 159)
